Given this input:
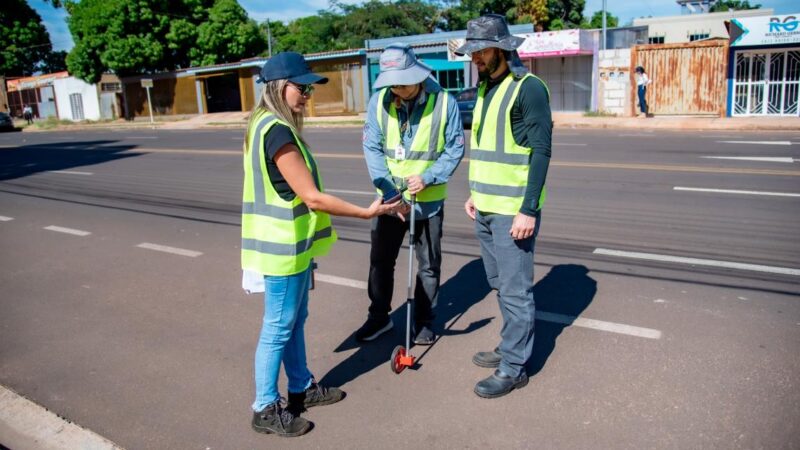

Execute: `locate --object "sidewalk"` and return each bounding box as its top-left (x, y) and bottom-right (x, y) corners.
top-left (17, 111), bottom-right (800, 132)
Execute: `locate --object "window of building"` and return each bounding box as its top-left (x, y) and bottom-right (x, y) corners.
top-left (648, 36), bottom-right (665, 44)
top-left (101, 82), bottom-right (121, 92)
top-left (689, 32), bottom-right (710, 42)
top-left (434, 69), bottom-right (464, 93)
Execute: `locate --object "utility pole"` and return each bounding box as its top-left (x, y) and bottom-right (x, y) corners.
top-left (602, 0), bottom-right (607, 52)
top-left (266, 20), bottom-right (273, 57)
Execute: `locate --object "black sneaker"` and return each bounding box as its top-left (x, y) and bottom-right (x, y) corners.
top-left (252, 401), bottom-right (312, 437)
top-left (413, 325), bottom-right (436, 345)
top-left (355, 318), bottom-right (393, 342)
top-left (304, 381), bottom-right (345, 408)
top-left (472, 348), bottom-right (501, 368)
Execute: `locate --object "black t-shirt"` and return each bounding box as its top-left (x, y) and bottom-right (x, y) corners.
top-left (263, 124), bottom-right (296, 201)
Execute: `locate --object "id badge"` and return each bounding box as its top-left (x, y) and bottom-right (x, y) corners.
top-left (394, 144), bottom-right (406, 161)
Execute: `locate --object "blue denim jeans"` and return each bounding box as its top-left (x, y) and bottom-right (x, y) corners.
top-left (475, 211), bottom-right (539, 378)
top-left (252, 267), bottom-right (314, 412)
top-left (638, 85), bottom-right (648, 115)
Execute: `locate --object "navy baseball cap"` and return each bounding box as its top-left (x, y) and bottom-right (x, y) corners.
top-left (257, 52), bottom-right (328, 85)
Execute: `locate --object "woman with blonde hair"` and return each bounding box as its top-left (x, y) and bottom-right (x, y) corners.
top-left (242, 52), bottom-right (400, 437)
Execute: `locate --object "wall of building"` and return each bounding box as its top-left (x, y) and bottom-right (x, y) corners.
top-left (124, 75), bottom-right (199, 118)
top-left (598, 49), bottom-right (632, 116)
top-left (634, 8), bottom-right (773, 43)
top-left (54, 77), bottom-right (101, 121)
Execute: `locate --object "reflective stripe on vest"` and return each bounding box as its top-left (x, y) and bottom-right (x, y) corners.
top-left (469, 73), bottom-right (549, 215)
top-left (376, 88), bottom-right (448, 202)
top-left (241, 111), bottom-right (337, 276)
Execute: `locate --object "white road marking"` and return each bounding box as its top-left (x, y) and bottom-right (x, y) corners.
top-left (136, 243), bottom-right (203, 257)
top-left (674, 186), bottom-right (800, 197)
top-left (701, 156), bottom-right (794, 163)
top-left (44, 225), bottom-right (91, 236)
top-left (316, 272), bottom-right (660, 339)
top-left (0, 216), bottom-right (14, 221)
top-left (315, 273), bottom-right (368, 290)
top-left (47, 170), bottom-right (94, 175)
top-left (536, 311), bottom-right (662, 340)
top-left (717, 140), bottom-right (792, 146)
top-left (594, 248), bottom-right (800, 276)
top-left (326, 189), bottom-right (375, 196)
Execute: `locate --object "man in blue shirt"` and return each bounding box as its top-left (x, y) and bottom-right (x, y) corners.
top-left (356, 43), bottom-right (465, 345)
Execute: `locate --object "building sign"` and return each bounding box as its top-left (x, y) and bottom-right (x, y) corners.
top-left (140, 78), bottom-right (154, 88)
top-left (517, 29), bottom-right (593, 58)
top-left (7, 71), bottom-right (69, 92)
top-left (730, 13), bottom-right (800, 47)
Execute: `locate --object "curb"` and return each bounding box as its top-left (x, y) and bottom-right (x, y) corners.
top-left (0, 385), bottom-right (123, 450)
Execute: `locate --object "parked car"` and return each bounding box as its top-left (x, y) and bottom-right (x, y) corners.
top-left (0, 112), bottom-right (15, 132)
top-left (455, 87), bottom-right (478, 129)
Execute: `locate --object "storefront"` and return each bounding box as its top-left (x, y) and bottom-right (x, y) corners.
top-left (728, 13), bottom-right (800, 117)
top-left (516, 29), bottom-right (598, 112)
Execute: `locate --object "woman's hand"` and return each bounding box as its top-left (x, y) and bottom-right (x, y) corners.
top-left (366, 198), bottom-right (405, 221)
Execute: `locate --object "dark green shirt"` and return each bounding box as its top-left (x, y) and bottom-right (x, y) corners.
top-left (476, 69), bottom-right (552, 216)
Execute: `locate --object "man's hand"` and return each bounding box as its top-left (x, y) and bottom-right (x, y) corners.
top-left (406, 175), bottom-right (426, 194)
top-left (509, 213), bottom-right (536, 240)
top-left (464, 197), bottom-right (476, 221)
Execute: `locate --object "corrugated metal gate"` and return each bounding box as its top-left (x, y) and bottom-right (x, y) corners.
top-left (631, 39), bottom-right (728, 116)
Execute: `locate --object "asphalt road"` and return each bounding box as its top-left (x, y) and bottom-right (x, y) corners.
top-left (1, 127), bottom-right (798, 449)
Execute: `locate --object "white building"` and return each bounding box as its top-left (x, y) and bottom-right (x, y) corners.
top-left (634, 8), bottom-right (773, 44)
top-left (53, 76), bottom-right (101, 121)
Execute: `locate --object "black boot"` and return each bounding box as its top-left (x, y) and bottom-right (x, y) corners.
top-left (252, 401), bottom-right (312, 437)
top-left (304, 380), bottom-right (345, 408)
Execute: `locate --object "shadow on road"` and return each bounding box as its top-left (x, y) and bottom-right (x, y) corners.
top-left (0, 141), bottom-right (141, 181)
top-left (528, 264), bottom-right (596, 376)
top-left (320, 258), bottom-right (492, 386)
top-left (319, 261), bottom-right (597, 386)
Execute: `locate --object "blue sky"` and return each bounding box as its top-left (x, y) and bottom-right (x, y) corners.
top-left (33, 0), bottom-right (800, 52)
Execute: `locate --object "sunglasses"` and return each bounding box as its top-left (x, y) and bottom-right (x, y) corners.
top-left (289, 83), bottom-right (314, 96)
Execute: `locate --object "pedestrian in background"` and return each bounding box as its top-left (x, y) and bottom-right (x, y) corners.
top-left (241, 51), bottom-right (400, 437)
top-left (455, 14), bottom-right (552, 399)
top-left (22, 105), bottom-right (33, 124)
top-left (356, 43), bottom-right (464, 346)
top-left (635, 66), bottom-right (652, 117)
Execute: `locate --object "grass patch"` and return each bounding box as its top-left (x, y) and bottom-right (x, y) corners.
top-left (33, 117), bottom-right (75, 130)
top-left (584, 110), bottom-right (617, 117)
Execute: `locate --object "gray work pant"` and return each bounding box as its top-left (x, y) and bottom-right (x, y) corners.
top-left (475, 211), bottom-right (540, 377)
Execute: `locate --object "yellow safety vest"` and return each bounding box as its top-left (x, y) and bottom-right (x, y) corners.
top-left (376, 88), bottom-right (449, 203)
top-left (469, 73), bottom-right (549, 215)
top-left (241, 111), bottom-right (337, 276)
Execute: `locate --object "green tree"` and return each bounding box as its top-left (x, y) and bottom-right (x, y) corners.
top-left (545, 0), bottom-right (586, 29)
top-left (710, 0), bottom-right (761, 12)
top-left (582, 10), bottom-right (618, 29)
top-left (0, 0), bottom-right (55, 76)
top-left (65, 0), bottom-right (265, 83)
top-left (515, 0), bottom-right (548, 28)
top-left (333, 0), bottom-right (443, 47)
top-left (41, 50), bottom-right (69, 73)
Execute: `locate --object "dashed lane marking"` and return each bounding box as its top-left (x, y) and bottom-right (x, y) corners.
top-left (674, 186), bottom-right (800, 197)
top-left (594, 248), bottom-right (800, 276)
top-left (44, 225), bottom-right (91, 236)
top-left (717, 140), bottom-right (793, 146)
top-left (0, 216), bottom-right (14, 221)
top-left (701, 156), bottom-right (794, 163)
top-left (136, 242), bottom-right (203, 257)
top-left (315, 272), bottom-right (661, 339)
top-left (47, 170), bottom-right (94, 175)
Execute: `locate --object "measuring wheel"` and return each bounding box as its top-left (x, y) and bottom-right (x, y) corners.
top-left (390, 345), bottom-right (407, 374)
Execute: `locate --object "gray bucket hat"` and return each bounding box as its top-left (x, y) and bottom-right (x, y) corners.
top-left (373, 43), bottom-right (433, 89)
top-left (454, 14), bottom-right (525, 56)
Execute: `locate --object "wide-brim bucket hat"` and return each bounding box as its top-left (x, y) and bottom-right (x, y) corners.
top-left (454, 14), bottom-right (525, 56)
top-left (373, 43), bottom-right (433, 89)
top-left (257, 52), bottom-right (328, 85)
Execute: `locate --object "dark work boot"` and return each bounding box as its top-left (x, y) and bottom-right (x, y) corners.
top-left (472, 348), bottom-right (501, 368)
top-left (304, 380), bottom-right (345, 408)
top-left (474, 369), bottom-right (529, 399)
top-left (252, 401), bottom-right (312, 437)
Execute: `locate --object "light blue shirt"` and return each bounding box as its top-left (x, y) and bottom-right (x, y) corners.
top-left (362, 78), bottom-right (465, 219)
